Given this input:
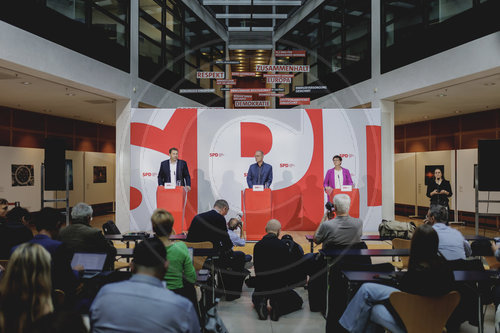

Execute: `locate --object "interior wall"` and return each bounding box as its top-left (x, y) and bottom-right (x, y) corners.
top-left (0, 146), bottom-right (115, 212)
top-left (394, 152), bottom-right (416, 206)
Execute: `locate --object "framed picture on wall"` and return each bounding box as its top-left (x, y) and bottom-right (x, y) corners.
top-left (425, 165), bottom-right (444, 185)
top-left (93, 166), bottom-right (107, 183)
top-left (12, 164), bottom-right (34, 186)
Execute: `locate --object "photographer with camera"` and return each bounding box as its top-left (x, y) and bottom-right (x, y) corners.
top-left (313, 194), bottom-right (362, 249)
top-left (227, 217), bottom-right (252, 263)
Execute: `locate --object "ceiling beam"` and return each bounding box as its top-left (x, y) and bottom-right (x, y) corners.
top-left (204, 0), bottom-right (301, 5)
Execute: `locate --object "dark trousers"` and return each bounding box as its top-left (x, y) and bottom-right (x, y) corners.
top-left (172, 282), bottom-right (199, 313)
top-left (217, 250), bottom-right (247, 298)
top-left (252, 289), bottom-right (303, 316)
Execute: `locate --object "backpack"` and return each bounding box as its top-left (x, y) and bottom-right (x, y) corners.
top-left (378, 220), bottom-right (416, 240)
top-left (102, 220), bottom-right (121, 235)
top-left (281, 234), bottom-right (304, 260)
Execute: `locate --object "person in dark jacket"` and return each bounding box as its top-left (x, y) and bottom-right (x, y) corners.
top-left (58, 203), bottom-right (116, 270)
top-left (339, 224), bottom-right (454, 333)
top-left (252, 219), bottom-right (303, 321)
top-left (0, 206), bottom-right (33, 258)
top-left (186, 199), bottom-right (246, 301)
top-left (426, 167), bottom-right (452, 219)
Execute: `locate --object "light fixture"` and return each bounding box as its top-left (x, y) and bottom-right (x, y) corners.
top-left (21, 81), bottom-right (31, 85)
top-left (66, 93), bottom-right (76, 96)
top-left (437, 93), bottom-right (447, 97)
top-left (423, 115), bottom-right (429, 119)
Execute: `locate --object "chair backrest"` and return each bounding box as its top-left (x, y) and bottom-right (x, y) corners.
top-left (392, 238), bottom-right (411, 269)
top-left (389, 291), bottom-right (460, 333)
top-left (183, 241), bottom-right (213, 271)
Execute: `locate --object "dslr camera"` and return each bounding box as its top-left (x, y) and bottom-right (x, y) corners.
top-left (325, 202), bottom-right (335, 219)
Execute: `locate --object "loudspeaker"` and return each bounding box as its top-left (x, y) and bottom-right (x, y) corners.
top-left (478, 139), bottom-right (500, 191)
top-left (44, 138), bottom-right (66, 190)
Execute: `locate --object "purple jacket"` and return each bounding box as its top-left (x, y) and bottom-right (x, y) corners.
top-left (323, 167), bottom-right (353, 189)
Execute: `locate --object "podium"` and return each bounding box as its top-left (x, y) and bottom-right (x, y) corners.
top-left (156, 186), bottom-right (187, 233)
top-left (328, 188), bottom-right (360, 218)
top-left (242, 188), bottom-right (272, 241)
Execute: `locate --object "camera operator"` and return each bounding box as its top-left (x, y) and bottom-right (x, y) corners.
top-left (227, 217), bottom-right (252, 262)
top-left (313, 194), bottom-right (362, 250)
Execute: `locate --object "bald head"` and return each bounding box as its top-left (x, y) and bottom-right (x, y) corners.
top-left (265, 219), bottom-right (281, 235)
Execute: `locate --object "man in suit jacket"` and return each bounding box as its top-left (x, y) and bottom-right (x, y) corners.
top-left (58, 202), bottom-right (116, 270)
top-left (186, 199), bottom-right (247, 300)
top-left (157, 147), bottom-right (191, 191)
top-left (186, 199), bottom-right (233, 251)
top-left (252, 219), bottom-right (303, 321)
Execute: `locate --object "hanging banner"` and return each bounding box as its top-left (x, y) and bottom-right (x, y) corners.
top-left (275, 50), bottom-right (306, 57)
top-left (266, 77), bottom-right (292, 84)
top-left (256, 65), bottom-right (309, 73)
top-left (295, 86), bottom-right (328, 93)
top-left (197, 72), bottom-right (225, 79)
top-left (234, 100), bottom-right (270, 107)
top-left (179, 89), bottom-right (215, 94)
top-left (216, 79), bottom-right (237, 85)
top-left (259, 93), bottom-right (285, 97)
top-left (233, 94), bottom-right (253, 101)
top-left (216, 60), bottom-right (241, 65)
top-left (230, 88), bottom-right (272, 93)
top-left (279, 97), bottom-right (310, 105)
top-left (232, 72), bottom-right (256, 77)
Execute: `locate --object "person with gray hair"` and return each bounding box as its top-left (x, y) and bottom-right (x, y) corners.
top-left (70, 202), bottom-right (93, 223)
top-left (424, 204), bottom-right (471, 260)
top-left (58, 202), bottom-right (116, 270)
top-left (313, 194), bottom-right (362, 249)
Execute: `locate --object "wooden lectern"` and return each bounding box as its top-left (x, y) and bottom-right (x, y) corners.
top-left (328, 188), bottom-right (360, 218)
top-left (156, 186), bottom-right (187, 233)
top-left (242, 188), bottom-right (272, 241)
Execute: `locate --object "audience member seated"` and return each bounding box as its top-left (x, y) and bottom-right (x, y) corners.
top-left (89, 238), bottom-right (200, 333)
top-left (187, 199), bottom-right (247, 301)
top-left (306, 194), bottom-right (363, 315)
top-left (313, 194), bottom-right (362, 249)
top-left (425, 204), bottom-right (471, 260)
top-left (0, 243), bottom-right (54, 333)
top-left (227, 217), bottom-right (252, 262)
top-left (339, 224), bottom-right (454, 333)
top-left (0, 198), bottom-right (8, 223)
top-left (252, 219), bottom-right (303, 321)
top-left (0, 206), bottom-right (33, 258)
top-left (13, 207), bottom-right (82, 307)
top-left (58, 203), bottom-right (116, 270)
top-left (150, 209), bottom-right (197, 310)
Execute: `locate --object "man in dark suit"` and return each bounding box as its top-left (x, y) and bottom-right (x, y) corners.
top-left (58, 202), bottom-right (116, 270)
top-left (157, 147), bottom-right (191, 191)
top-left (187, 199), bottom-right (247, 301)
top-left (252, 219), bottom-right (303, 321)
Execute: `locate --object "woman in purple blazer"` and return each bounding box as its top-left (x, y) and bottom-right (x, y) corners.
top-left (323, 155), bottom-right (353, 192)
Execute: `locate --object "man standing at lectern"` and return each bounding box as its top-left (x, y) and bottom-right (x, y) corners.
top-left (158, 147), bottom-right (191, 191)
top-left (247, 150), bottom-right (273, 188)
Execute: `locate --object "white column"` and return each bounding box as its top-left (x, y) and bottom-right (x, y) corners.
top-left (115, 99), bottom-right (131, 233)
top-left (380, 100), bottom-right (395, 221)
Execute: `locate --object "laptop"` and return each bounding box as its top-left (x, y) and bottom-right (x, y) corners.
top-left (71, 253), bottom-right (107, 279)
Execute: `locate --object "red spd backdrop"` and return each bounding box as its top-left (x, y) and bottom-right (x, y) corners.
top-left (130, 108), bottom-right (381, 232)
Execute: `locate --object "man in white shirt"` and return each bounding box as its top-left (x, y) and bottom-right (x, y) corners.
top-left (157, 147), bottom-right (191, 190)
